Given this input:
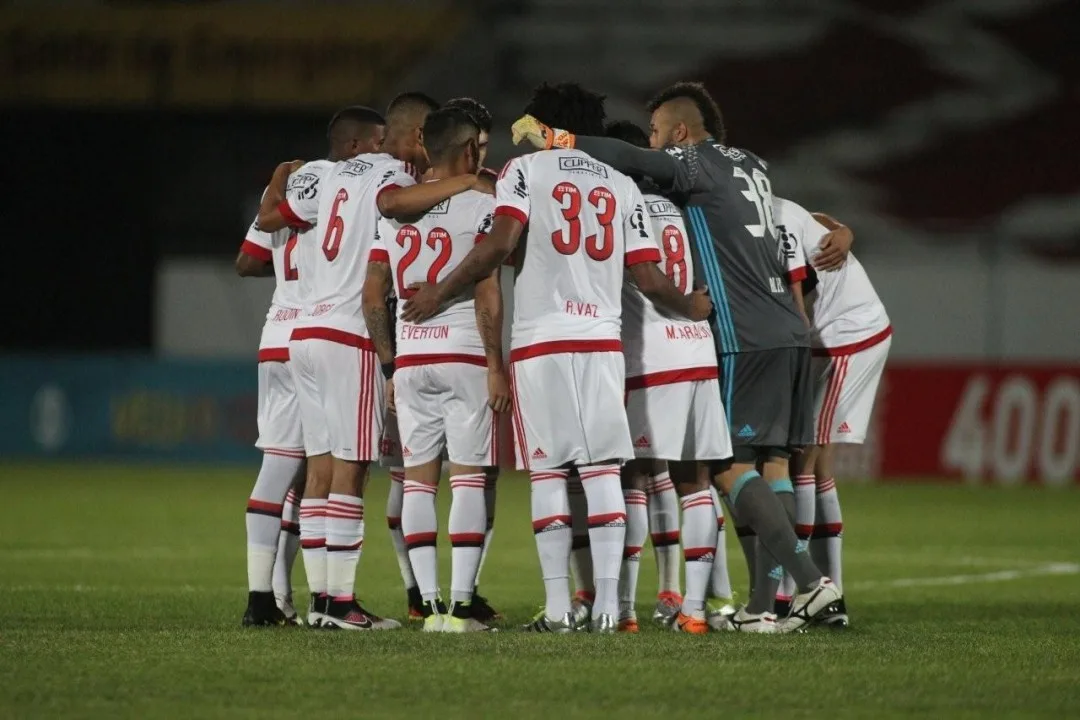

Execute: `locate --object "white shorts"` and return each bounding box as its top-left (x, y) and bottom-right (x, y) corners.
top-left (813, 336), bottom-right (891, 445)
top-left (394, 363), bottom-right (496, 468)
top-left (509, 351), bottom-right (633, 470)
top-left (255, 360), bottom-right (304, 456)
top-left (626, 379), bottom-right (732, 461)
top-left (288, 338), bottom-right (384, 462)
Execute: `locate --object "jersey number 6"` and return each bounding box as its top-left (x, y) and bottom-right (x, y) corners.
top-left (321, 188), bottom-right (349, 261)
top-left (551, 182), bottom-right (615, 261)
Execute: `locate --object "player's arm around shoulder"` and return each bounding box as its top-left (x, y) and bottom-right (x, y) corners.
top-left (810, 211), bottom-right (854, 271)
top-left (256, 160), bottom-right (308, 232)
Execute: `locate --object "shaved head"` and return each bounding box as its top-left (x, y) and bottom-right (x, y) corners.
top-left (326, 105), bottom-right (385, 161)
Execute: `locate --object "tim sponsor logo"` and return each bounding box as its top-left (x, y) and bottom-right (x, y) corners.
top-left (558, 156), bottom-right (609, 178)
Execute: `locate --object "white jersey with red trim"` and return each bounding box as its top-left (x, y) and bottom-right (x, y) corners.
top-left (495, 150), bottom-right (661, 360)
top-left (281, 153), bottom-right (418, 339)
top-left (373, 188), bottom-right (495, 367)
top-left (776, 196), bottom-right (891, 354)
top-left (622, 193), bottom-right (718, 385)
top-left (242, 160), bottom-right (334, 359)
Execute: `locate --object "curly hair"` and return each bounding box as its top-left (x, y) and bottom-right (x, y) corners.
top-left (523, 82), bottom-right (606, 137)
top-left (646, 81), bottom-right (725, 143)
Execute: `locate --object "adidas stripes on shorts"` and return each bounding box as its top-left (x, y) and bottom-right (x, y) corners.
top-left (812, 335), bottom-right (891, 445)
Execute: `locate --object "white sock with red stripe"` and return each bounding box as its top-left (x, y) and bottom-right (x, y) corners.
top-left (814, 476), bottom-right (844, 592)
top-left (386, 469), bottom-right (417, 592)
top-left (779, 474), bottom-right (818, 603)
top-left (619, 488), bottom-right (648, 619)
top-left (299, 497), bottom-right (328, 597)
top-left (647, 472), bottom-right (681, 598)
top-left (325, 494), bottom-right (364, 601)
top-left (708, 486), bottom-right (733, 601)
top-left (402, 480), bottom-right (439, 602)
top-left (246, 453), bottom-right (301, 592)
top-left (579, 464), bottom-right (626, 621)
top-left (567, 474), bottom-right (595, 601)
top-left (680, 489), bottom-right (717, 618)
top-left (475, 473), bottom-right (497, 590)
top-left (449, 474), bottom-right (487, 603)
top-left (531, 469), bottom-right (572, 620)
top-left (272, 487), bottom-right (301, 602)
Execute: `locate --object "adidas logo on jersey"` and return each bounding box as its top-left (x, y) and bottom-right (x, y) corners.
top-left (838, 422), bottom-right (851, 434)
top-left (634, 435), bottom-right (651, 449)
top-left (531, 448), bottom-right (548, 460)
top-left (737, 425), bottom-right (755, 439)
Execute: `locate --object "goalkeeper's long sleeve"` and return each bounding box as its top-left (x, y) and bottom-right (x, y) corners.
top-left (572, 136), bottom-right (690, 194)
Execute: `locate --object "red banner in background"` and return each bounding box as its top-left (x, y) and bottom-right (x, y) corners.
top-left (879, 365), bottom-right (1080, 485)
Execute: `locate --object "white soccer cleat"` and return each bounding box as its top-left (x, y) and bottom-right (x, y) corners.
top-left (570, 596), bottom-right (593, 630)
top-left (276, 594), bottom-right (304, 626)
top-left (778, 578), bottom-right (843, 634)
top-left (730, 607), bottom-right (779, 634)
top-left (443, 616), bottom-right (496, 633)
top-left (706, 598), bottom-right (737, 631)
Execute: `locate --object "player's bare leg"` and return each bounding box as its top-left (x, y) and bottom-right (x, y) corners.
top-left (470, 466), bottom-right (502, 622)
top-left (386, 467), bottom-right (422, 619)
top-left (777, 446), bottom-right (820, 616)
top-left (243, 450), bottom-right (304, 627)
top-left (645, 466), bottom-right (682, 623)
top-left (524, 467), bottom-right (575, 633)
top-left (812, 443), bottom-right (847, 627)
top-left (567, 468), bottom-right (595, 627)
top-left (446, 463), bottom-right (496, 632)
top-left (617, 460), bottom-right (651, 633)
top-left (712, 456), bottom-right (839, 633)
top-left (744, 453), bottom-right (798, 621)
top-left (401, 458), bottom-right (445, 631)
top-left (271, 466), bottom-right (305, 624)
top-left (298, 453), bottom-right (332, 626)
top-left (668, 461), bottom-right (714, 634)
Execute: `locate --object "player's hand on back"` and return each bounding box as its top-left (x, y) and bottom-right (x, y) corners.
top-left (811, 215), bottom-right (853, 271)
top-left (689, 286), bottom-right (713, 322)
top-left (401, 283), bottom-right (441, 323)
top-left (487, 368), bottom-right (512, 414)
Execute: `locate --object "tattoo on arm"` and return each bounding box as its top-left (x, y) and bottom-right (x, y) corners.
top-left (437, 233), bottom-right (515, 303)
top-left (475, 275), bottom-right (504, 370)
top-left (362, 263), bottom-right (395, 364)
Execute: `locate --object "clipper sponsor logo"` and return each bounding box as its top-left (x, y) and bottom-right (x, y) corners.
top-left (646, 199), bottom-right (681, 218)
top-left (557, 156), bottom-right (609, 178)
top-left (287, 172), bottom-right (321, 198)
top-left (428, 198), bottom-right (450, 215)
top-left (340, 158), bottom-right (374, 177)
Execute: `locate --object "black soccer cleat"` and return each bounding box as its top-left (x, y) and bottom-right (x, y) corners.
top-left (774, 598), bottom-right (792, 618)
top-left (813, 597), bottom-right (849, 629)
top-left (470, 589), bottom-right (502, 622)
top-left (242, 591), bottom-right (289, 627)
top-left (406, 585), bottom-right (424, 621)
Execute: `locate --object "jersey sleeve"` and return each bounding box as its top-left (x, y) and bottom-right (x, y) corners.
top-left (493, 157), bottom-right (530, 226)
top-left (472, 195), bottom-right (497, 245)
top-left (240, 190), bottom-right (275, 262)
top-left (776, 198), bottom-right (822, 284)
top-left (369, 222), bottom-right (391, 264)
top-left (279, 169), bottom-right (321, 228)
top-left (374, 163), bottom-right (419, 212)
top-left (622, 181), bottom-right (662, 267)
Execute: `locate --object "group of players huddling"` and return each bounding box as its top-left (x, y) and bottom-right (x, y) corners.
top-left (237, 81), bottom-right (891, 634)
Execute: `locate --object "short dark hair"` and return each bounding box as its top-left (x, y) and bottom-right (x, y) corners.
top-left (523, 82), bottom-right (606, 137)
top-left (647, 81), bottom-right (725, 143)
top-left (386, 91), bottom-right (440, 123)
top-left (444, 97), bottom-right (492, 134)
top-left (327, 105), bottom-right (385, 141)
top-left (604, 120), bottom-right (649, 148)
top-left (422, 108), bottom-right (480, 164)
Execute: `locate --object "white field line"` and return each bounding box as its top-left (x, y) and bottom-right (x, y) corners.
top-left (848, 562), bottom-right (1080, 591)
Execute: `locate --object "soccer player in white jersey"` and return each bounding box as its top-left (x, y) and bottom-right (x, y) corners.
top-left (776, 197), bottom-right (890, 628)
top-left (239, 108), bottom-right (386, 627)
top-left (403, 83), bottom-right (711, 633)
top-left (602, 120), bottom-right (736, 634)
top-left (362, 108), bottom-right (505, 632)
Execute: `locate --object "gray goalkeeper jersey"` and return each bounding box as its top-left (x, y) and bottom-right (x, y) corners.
top-left (574, 136), bottom-right (809, 354)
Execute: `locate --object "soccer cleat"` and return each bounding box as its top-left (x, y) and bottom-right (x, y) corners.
top-left (618, 611), bottom-right (639, 633)
top-left (813, 597), bottom-right (849, 629)
top-left (420, 600), bottom-right (445, 632)
top-left (322, 598), bottom-right (375, 631)
top-left (652, 591), bottom-right (682, 625)
top-left (591, 613), bottom-right (617, 634)
top-left (522, 610), bottom-right (575, 633)
top-left (470, 590), bottom-right (502, 622)
top-left (730, 607), bottom-right (778, 634)
top-left (774, 598), bottom-right (792, 619)
top-left (671, 612), bottom-right (709, 635)
top-left (777, 578), bottom-right (843, 634)
top-left (406, 585), bottom-right (424, 621)
top-left (444, 615), bottom-right (496, 633)
top-left (242, 591), bottom-right (289, 627)
top-left (357, 601), bottom-right (402, 630)
top-left (570, 594), bottom-right (593, 630)
top-left (705, 597), bottom-right (737, 631)
top-left (275, 594), bottom-right (304, 626)
top-left (306, 592), bottom-right (329, 628)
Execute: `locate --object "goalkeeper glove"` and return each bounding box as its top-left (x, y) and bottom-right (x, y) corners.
top-left (511, 115), bottom-right (576, 150)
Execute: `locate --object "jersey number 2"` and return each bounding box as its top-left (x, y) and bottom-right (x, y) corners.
top-left (395, 225), bottom-right (452, 297)
top-left (283, 231), bottom-right (299, 281)
top-left (551, 182), bottom-right (615, 261)
top-left (321, 188), bottom-right (349, 261)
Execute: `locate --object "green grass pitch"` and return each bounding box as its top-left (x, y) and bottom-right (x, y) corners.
top-left (1, 463), bottom-right (1078, 719)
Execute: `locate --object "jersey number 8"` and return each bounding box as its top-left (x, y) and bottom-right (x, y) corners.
top-left (550, 182), bottom-right (615, 261)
